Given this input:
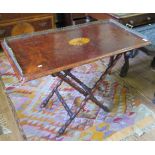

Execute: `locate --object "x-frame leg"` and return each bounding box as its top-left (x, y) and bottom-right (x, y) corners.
top-left (40, 53), bottom-right (122, 137)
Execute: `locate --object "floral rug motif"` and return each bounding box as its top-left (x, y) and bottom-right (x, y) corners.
top-left (0, 53), bottom-right (155, 140)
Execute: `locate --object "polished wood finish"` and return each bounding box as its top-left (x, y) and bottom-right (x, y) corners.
top-left (88, 13), bottom-right (112, 20)
top-left (88, 13), bottom-right (155, 27)
top-left (1, 20), bottom-right (150, 82)
top-left (0, 13), bottom-right (55, 40)
top-left (72, 13), bottom-right (86, 19)
top-left (0, 13), bottom-right (47, 24)
top-left (11, 22), bottom-right (34, 36)
top-left (110, 13), bottom-right (155, 27)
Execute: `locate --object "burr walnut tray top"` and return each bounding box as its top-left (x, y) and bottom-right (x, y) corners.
top-left (1, 19), bottom-right (150, 82)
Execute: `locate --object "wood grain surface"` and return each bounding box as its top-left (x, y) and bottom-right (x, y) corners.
top-left (1, 19), bottom-right (150, 82)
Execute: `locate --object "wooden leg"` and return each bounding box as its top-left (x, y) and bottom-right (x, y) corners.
top-left (41, 53), bottom-right (122, 137)
top-left (56, 72), bottom-right (110, 112)
top-left (151, 57), bottom-right (155, 70)
top-left (56, 96), bottom-right (89, 137)
top-left (40, 77), bottom-right (64, 108)
top-left (120, 52), bottom-right (129, 77)
top-left (55, 89), bottom-right (73, 118)
top-left (56, 54), bottom-right (122, 136)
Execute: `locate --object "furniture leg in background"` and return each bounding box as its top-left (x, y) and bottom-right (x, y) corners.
top-left (150, 56), bottom-right (155, 69)
top-left (120, 49), bottom-right (139, 77)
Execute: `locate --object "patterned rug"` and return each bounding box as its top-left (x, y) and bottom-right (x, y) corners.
top-left (0, 52), bottom-right (155, 140)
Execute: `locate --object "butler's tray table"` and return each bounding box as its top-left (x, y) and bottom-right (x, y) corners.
top-left (1, 19), bottom-right (150, 137)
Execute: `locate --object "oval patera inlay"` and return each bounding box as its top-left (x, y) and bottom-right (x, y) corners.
top-left (69, 37), bottom-right (90, 46)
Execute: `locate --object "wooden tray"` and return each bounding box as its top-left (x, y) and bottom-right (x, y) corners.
top-left (1, 19), bottom-right (150, 82)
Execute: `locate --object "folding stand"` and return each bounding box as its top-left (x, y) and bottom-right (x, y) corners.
top-left (40, 54), bottom-right (122, 137)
